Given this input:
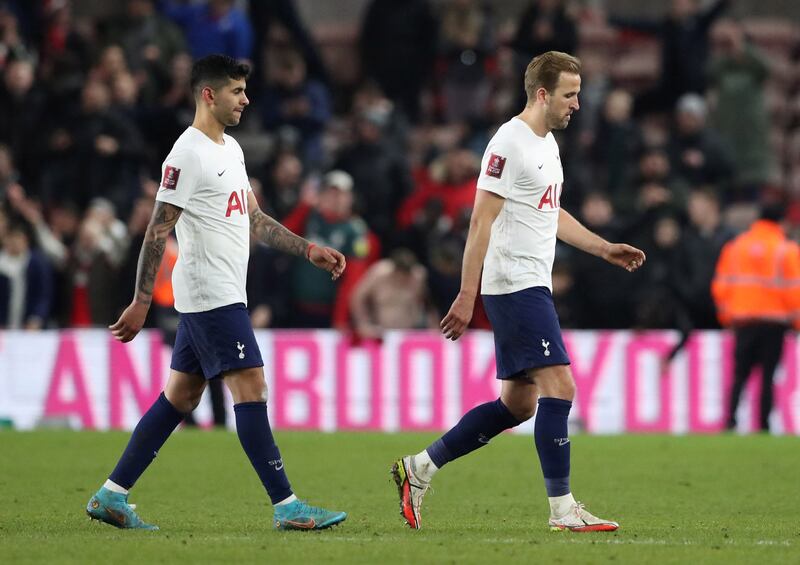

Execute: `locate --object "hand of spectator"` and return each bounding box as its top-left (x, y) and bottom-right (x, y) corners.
top-left (250, 304), bottom-right (272, 328)
top-left (109, 301), bottom-right (149, 343)
top-left (440, 290), bottom-right (475, 341)
top-left (95, 135), bottom-right (120, 156)
top-left (6, 183), bottom-right (43, 224)
top-left (309, 245), bottom-right (346, 280)
top-left (602, 243), bottom-right (646, 272)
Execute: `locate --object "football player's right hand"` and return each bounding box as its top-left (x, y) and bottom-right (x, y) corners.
top-left (109, 301), bottom-right (150, 343)
top-left (440, 291), bottom-right (475, 341)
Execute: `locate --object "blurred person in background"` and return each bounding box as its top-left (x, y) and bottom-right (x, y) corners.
top-left (630, 212), bottom-right (691, 331)
top-left (247, 237), bottom-right (293, 330)
top-left (335, 105), bottom-right (414, 248)
top-left (435, 0), bottom-right (496, 124)
top-left (350, 80), bottom-right (409, 153)
top-left (668, 93), bottom-right (735, 195)
top-left (608, 0), bottom-right (729, 115)
top-left (709, 20), bottom-right (773, 200)
top-left (0, 2), bottom-right (33, 69)
top-left (261, 47), bottom-right (331, 168)
top-left (511, 0), bottom-right (578, 109)
top-left (398, 146), bottom-right (480, 236)
top-left (350, 248), bottom-right (437, 339)
top-left (571, 191), bottom-right (634, 329)
top-left (0, 58), bottom-right (46, 186)
top-left (591, 89), bottom-right (641, 194)
top-left (99, 0), bottom-right (185, 101)
top-left (615, 145), bottom-right (687, 216)
top-left (283, 170), bottom-right (371, 329)
top-left (161, 0), bottom-right (253, 62)
top-left (712, 202), bottom-right (800, 433)
top-left (260, 149), bottom-right (304, 221)
top-left (41, 78), bottom-right (146, 211)
top-left (674, 187), bottom-right (734, 329)
top-left (0, 220), bottom-right (53, 329)
top-left (147, 52), bottom-right (195, 170)
top-left (64, 198), bottom-right (128, 327)
top-left (549, 258), bottom-right (581, 328)
top-left (4, 182), bottom-right (69, 271)
top-left (360, 0), bottom-right (438, 122)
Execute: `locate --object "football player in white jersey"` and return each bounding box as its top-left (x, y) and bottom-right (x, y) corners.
top-left (86, 55), bottom-right (347, 531)
top-left (392, 51), bottom-right (646, 532)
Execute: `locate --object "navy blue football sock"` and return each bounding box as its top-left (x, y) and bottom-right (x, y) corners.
top-left (534, 397), bottom-right (572, 497)
top-left (234, 402), bottom-right (293, 504)
top-left (108, 392), bottom-right (185, 489)
top-left (426, 398), bottom-right (522, 468)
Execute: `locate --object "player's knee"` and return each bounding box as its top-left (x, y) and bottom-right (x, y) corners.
top-left (511, 403), bottom-right (537, 421)
top-left (224, 368), bottom-right (267, 403)
top-left (559, 377), bottom-right (576, 401)
top-left (165, 390), bottom-right (199, 414)
top-left (187, 389), bottom-right (204, 411)
top-left (501, 394), bottom-right (537, 421)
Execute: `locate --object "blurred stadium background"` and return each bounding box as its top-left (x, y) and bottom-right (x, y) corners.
top-left (1, 1), bottom-right (800, 562)
top-left (0, 0), bottom-right (798, 433)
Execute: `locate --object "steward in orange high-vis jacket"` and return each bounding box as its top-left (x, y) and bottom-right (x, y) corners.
top-left (712, 203), bottom-right (800, 432)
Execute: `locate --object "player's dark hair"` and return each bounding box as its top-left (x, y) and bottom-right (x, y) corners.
top-left (190, 54), bottom-right (250, 98)
top-left (524, 51), bottom-right (581, 105)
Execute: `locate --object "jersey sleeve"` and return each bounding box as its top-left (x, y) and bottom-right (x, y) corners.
top-left (156, 150), bottom-right (202, 209)
top-left (476, 136), bottom-right (521, 198)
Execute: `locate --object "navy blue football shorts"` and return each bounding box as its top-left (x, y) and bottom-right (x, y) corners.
top-left (171, 303), bottom-right (264, 379)
top-left (482, 286), bottom-right (570, 379)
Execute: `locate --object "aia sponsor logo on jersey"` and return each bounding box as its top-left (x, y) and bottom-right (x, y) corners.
top-left (161, 165), bottom-right (180, 190)
top-left (537, 183), bottom-right (562, 210)
top-left (226, 189), bottom-right (248, 217)
top-left (486, 153), bottom-right (506, 178)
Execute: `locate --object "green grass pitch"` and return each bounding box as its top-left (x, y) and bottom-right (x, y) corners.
top-left (1, 430), bottom-right (798, 564)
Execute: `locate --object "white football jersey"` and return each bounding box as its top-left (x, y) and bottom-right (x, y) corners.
top-left (478, 117), bottom-right (564, 294)
top-left (156, 127), bottom-right (251, 313)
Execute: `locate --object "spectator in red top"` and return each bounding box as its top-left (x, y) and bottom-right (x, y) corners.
top-left (398, 147), bottom-right (480, 229)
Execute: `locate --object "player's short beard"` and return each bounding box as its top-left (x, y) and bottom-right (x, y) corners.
top-left (546, 109), bottom-right (569, 131)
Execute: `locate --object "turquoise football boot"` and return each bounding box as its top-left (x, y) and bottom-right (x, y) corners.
top-left (86, 487), bottom-right (159, 530)
top-left (273, 500), bottom-right (347, 530)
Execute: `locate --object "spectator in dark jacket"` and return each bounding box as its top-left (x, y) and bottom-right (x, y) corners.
top-left (261, 48), bottom-right (331, 168)
top-left (360, 0), bottom-right (439, 121)
top-left (673, 187), bottom-right (735, 328)
top-left (0, 221), bottom-right (53, 329)
top-left (512, 0), bottom-right (578, 107)
top-left (335, 109), bottom-right (413, 248)
top-left (609, 0), bottom-right (729, 115)
top-left (668, 93), bottom-right (736, 193)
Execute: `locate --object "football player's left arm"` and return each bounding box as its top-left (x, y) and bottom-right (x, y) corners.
top-left (557, 208), bottom-right (645, 272)
top-left (247, 191), bottom-right (345, 280)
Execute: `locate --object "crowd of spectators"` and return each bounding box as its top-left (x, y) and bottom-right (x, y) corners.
top-left (0, 0), bottom-right (793, 338)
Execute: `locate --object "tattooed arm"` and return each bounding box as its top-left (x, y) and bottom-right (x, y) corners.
top-left (248, 199), bottom-right (310, 257)
top-left (247, 191), bottom-right (346, 279)
top-left (109, 201), bottom-right (183, 342)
